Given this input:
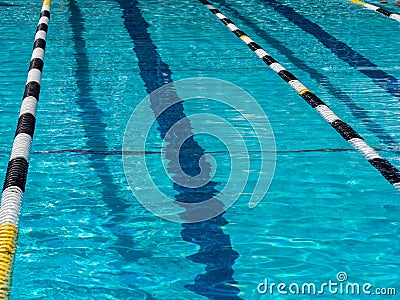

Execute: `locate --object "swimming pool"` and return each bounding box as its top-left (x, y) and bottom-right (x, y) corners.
top-left (1, 0), bottom-right (399, 298)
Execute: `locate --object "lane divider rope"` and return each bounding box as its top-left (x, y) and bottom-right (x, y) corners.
top-left (349, 0), bottom-right (400, 22)
top-left (198, 0), bottom-right (400, 192)
top-left (0, 0), bottom-right (51, 297)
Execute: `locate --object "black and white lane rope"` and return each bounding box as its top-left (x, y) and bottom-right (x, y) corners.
top-left (198, 0), bottom-right (400, 192)
top-left (350, 0), bottom-right (400, 22)
top-left (0, 0), bottom-right (51, 296)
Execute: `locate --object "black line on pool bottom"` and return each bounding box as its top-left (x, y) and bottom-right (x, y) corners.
top-left (9, 147), bottom-right (395, 156)
top-left (210, 0), bottom-right (399, 148)
top-left (260, 0), bottom-right (400, 100)
top-left (67, 3), bottom-right (156, 299)
top-left (117, 0), bottom-right (242, 298)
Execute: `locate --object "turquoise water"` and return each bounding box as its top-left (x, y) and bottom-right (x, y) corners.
top-left (1, 0), bottom-right (400, 299)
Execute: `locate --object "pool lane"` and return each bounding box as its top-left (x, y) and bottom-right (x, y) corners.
top-left (260, 0), bottom-right (400, 100)
top-left (116, 0), bottom-right (242, 298)
top-left (212, 0), bottom-right (398, 149)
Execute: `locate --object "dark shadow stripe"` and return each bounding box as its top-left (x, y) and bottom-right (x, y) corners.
top-left (260, 0), bottom-right (400, 99)
top-left (67, 3), bottom-right (156, 299)
top-left (116, 0), bottom-right (242, 298)
top-left (29, 58), bottom-right (44, 72)
top-left (212, 0), bottom-right (398, 147)
top-left (0, 2), bottom-right (20, 6)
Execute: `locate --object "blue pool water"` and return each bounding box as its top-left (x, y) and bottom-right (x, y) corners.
top-left (1, 0), bottom-right (400, 299)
